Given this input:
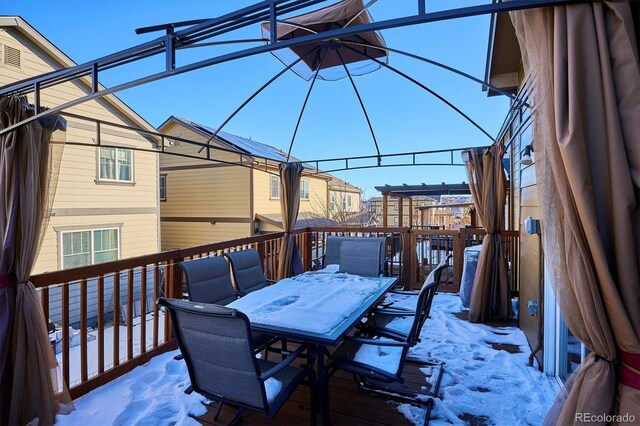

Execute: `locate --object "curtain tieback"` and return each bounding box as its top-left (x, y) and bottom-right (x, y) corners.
top-left (620, 351), bottom-right (640, 391)
top-left (0, 273), bottom-right (16, 288)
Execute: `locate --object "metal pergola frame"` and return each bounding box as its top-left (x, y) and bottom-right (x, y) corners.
top-left (0, 0), bottom-right (583, 180)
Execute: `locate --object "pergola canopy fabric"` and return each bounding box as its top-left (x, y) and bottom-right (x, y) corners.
top-left (510, 1), bottom-right (640, 423)
top-left (276, 162), bottom-right (304, 279)
top-left (261, 0), bottom-right (388, 80)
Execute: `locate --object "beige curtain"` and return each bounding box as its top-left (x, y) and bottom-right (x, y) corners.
top-left (0, 96), bottom-right (72, 424)
top-left (463, 143), bottom-right (510, 323)
top-left (277, 162), bottom-right (304, 280)
top-left (511, 2), bottom-right (640, 424)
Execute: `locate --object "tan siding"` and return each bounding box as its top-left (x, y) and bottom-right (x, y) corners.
top-left (160, 222), bottom-right (250, 250)
top-left (252, 171), bottom-right (329, 216)
top-left (1, 28), bottom-right (160, 273)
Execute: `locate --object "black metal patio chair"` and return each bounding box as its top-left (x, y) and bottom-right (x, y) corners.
top-left (224, 248), bottom-right (275, 296)
top-left (159, 298), bottom-right (317, 425)
top-left (179, 256), bottom-right (237, 305)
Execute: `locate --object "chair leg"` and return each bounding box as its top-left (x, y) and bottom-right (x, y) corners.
top-left (404, 359), bottom-right (445, 398)
top-left (308, 370), bottom-right (318, 426)
top-left (281, 338), bottom-right (288, 360)
top-left (213, 402), bottom-right (224, 421)
top-left (357, 376), bottom-right (435, 406)
top-left (229, 407), bottom-right (244, 425)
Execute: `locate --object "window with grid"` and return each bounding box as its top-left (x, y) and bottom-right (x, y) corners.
top-left (61, 228), bottom-right (119, 269)
top-left (270, 175), bottom-right (280, 199)
top-left (300, 179), bottom-right (310, 200)
top-left (99, 147), bottom-right (132, 182)
top-left (330, 193), bottom-right (335, 210)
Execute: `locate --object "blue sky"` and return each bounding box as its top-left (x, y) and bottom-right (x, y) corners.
top-left (5, 0), bottom-right (510, 198)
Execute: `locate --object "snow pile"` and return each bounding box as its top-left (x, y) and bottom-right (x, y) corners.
top-left (264, 377), bottom-right (283, 404)
top-left (55, 350), bottom-right (207, 425)
top-left (229, 272), bottom-right (389, 334)
top-left (388, 293), bottom-right (558, 426)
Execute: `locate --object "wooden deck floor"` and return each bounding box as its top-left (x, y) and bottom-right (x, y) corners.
top-left (196, 348), bottom-right (436, 426)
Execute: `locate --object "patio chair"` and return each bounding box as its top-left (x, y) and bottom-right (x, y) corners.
top-left (178, 256), bottom-right (270, 355)
top-left (224, 249), bottom-right (275, 296)
top-left (179, 256), bottom-right (237, 305)
top-left (313, 236), bottom-right (388, 275)
top-left (326, 288), bottom-right (442, 426)
top-left (159, 298), bottom-right (317, 425)
top-left (338, 240), bottom-right (384, 277)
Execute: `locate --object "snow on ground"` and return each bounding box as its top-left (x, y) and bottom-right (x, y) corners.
top-left (387, 292), bottom-right (559, 426)
top-left (229, 272), bottom-right (389, 334)
top-left (55, 349), bottom-right (207, 426)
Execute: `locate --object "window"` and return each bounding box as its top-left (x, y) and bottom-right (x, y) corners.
top-left (270, 175), bottom-right (280, 199)
top-left (394, 217), bottom-right (399, 226)
top-left (159, 175), bottom-right (167, 201)
top-left (300, 179), bottom-right (310, 200)
top-left (394, 202), bottom-right (398, 211)
top-left (61, 228), bottom-right (119, 269)
top-left (99, 147), bottom-right (132, 182)
top-left (330, 193), bottom-right (335, 210)
top-left (347, 194), bottom-right (352, 208)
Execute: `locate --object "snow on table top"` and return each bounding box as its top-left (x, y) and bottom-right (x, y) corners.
top-left (228, 272), bottom-right (390, 335)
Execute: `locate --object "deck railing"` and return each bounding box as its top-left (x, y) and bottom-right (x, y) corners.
top-left (30, 226), bottom-right (517, 399)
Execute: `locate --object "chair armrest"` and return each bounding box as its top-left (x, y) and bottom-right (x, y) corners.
top-left (235, 290), bottom-right (247, 298)
top-left (374, 308), bottom-right (415, 316)
top-left (369, 327), bottom-right (409, 342)
top-left (259, 344), bottom-right (309, 381)
top-left (265, 278), bottom-right (276, 285)
top-left (344, 336), bottom-right (411, 347)
top-left (389, 289), bottom-right (419, 296)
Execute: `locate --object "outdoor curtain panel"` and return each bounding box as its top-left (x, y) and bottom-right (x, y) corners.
top-left (511, 2), bottom-right (640, 424)
top-left (277, 162), bottom-right (304, 280)
top-left (463, 143), bottom-right (510, 323)
top-left (0, 96), bottom-right (72, 424)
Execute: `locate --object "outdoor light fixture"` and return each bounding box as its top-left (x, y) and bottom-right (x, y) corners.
top-left (521, 144), bottom-right (534, 166)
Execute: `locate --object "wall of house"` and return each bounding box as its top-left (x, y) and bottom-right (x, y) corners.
top-left (504, 96), bottom-right (543, 367)
top-left (158, 122), bottom-right (252, 249)
top-left (329, 189), bottom-right (361, 215)
top-left (252, 170), bottom-right (328, 216)
top-left (0, 27), bottom-right (159, 275)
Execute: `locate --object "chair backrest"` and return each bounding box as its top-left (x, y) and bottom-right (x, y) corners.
top-left (159, 298), bottom-right (268, 410)
top-left (326, 236), bottom-right (386, 274)
top-left (179, 256), bottom-right (236, 305)
top-left (338, 240), bottom-right (383, 277)
top-left (416, 254), bottom-right (452, 331)
top-left (224, 249), bottom-right (267, 294)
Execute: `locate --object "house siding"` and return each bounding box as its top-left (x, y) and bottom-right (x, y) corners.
top-left (0, 26), bottom-right (159, 275)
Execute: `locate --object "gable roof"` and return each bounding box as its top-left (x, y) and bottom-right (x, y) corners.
top-left (160, 115), bottom-right (320, 171)
top-left (328, 176), bottom-right (362, 194)
top-left (0, 16), bottom-right (157, 135)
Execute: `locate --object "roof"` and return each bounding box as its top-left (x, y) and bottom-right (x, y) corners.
top-left (368, 195), bottom-right (437, 202)
top-left (375, 183), bottom-right (471, 197)
top-left (328, 176), bottom-right (362, 193)
top-left (0, 16), bottom-right (157, 136)
top-left (255, 213), bottom-right (337, 230)
top-left (160, 116), bottom-right (318, 170)
top-left (484, 11), bottom-right (521, 96)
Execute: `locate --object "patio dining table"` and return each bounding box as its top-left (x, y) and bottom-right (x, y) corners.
top-left (228, 271), bottom-right (398, 425)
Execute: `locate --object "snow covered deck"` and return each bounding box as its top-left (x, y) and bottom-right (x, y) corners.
top-left (56, 292), bottom-right (558, 425)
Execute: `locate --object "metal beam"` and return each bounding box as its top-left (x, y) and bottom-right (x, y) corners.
top-left (0, 0), bottom-right (577, 137)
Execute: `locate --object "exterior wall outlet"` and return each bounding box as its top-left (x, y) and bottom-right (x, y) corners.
top-left (524, 216), bottom-right (540, 235)
top-left (527, 300), bottom-right (538, 316)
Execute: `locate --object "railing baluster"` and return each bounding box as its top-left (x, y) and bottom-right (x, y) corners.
top-left (98, 275), bottom-right (105, 374)
top-left (62, 283), bottom-right (70, 387)
top-left (153, 264), bottom-right (159, 348)
top-left (80, 278), bottom-right (88, 382)
top-left (127, 268), bottom-right (134, 360)
top-left (41, 287), bottom-right (49, 324)
top-left (113, 271), bottom-right (120, 367)
top-left (140, 265), bottom-right (147, 354)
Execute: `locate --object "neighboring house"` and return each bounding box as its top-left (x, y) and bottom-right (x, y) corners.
top-left (0, 17), bottom-right (160, 274)
top-left (327, 177), bottom-right (363, 224)
top-left (486, 12), bottom-right (578, 381)
top-left (158, 116), bottom-right (339, 249)
top-left (368, 195), bottom-right (437, 226)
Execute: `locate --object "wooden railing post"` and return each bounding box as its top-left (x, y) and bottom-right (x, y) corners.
top-left (164, 254), bottom-right (183, 341)
top-left (402, 227), bottom-right (413, 290)
top-left (453, 227), bottom-right (466, 290)
top-left (303, 230), bottom-right (312, 272)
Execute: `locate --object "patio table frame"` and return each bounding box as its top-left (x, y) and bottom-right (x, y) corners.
top-left (229, 272), bottom-right (397, 425)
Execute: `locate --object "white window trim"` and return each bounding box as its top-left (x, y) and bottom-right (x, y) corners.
top-left (59, 227), bottom-right (121, 269)
top-left (97, 147), bottom-right (134, 183)
top-left (300, 178), bottom-right (310, 200)
top-left (269, 175), bottom-right (280, 199)
top-left (159, 175), bottom-right (167, 201)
